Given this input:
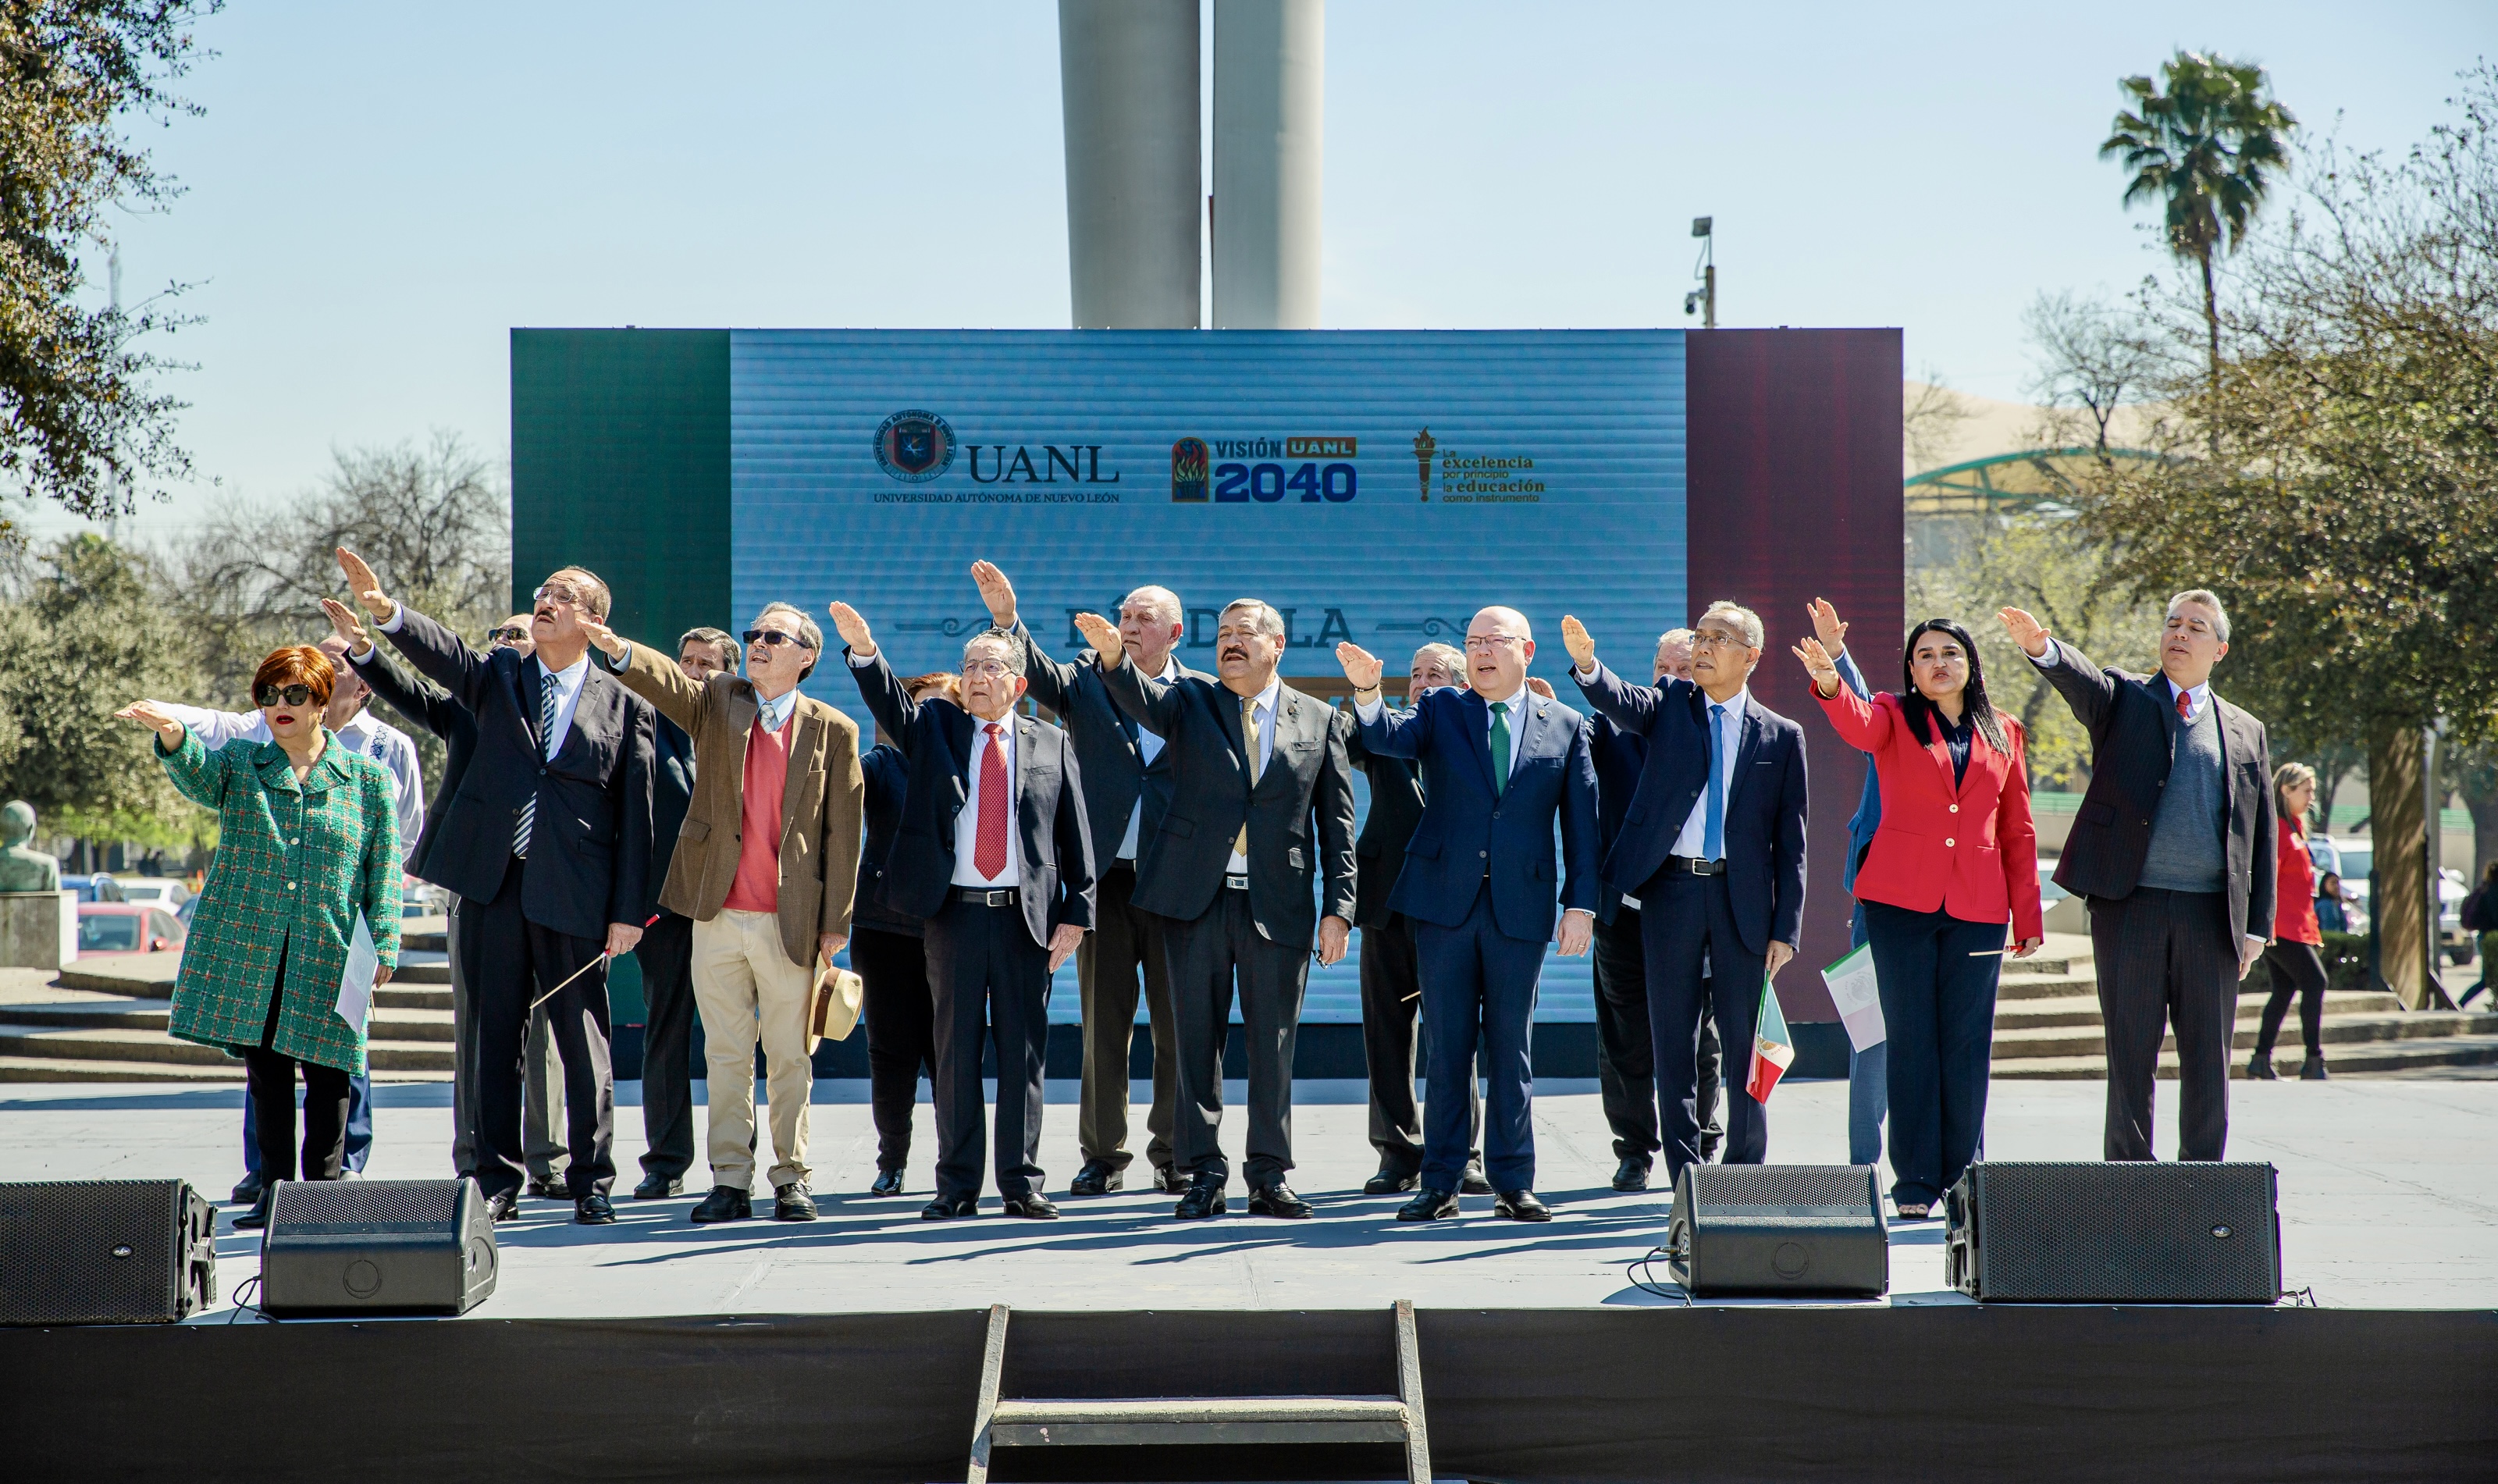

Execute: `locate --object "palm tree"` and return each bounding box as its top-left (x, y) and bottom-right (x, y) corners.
top-left (2101, 52), bottom-right (2297, 390)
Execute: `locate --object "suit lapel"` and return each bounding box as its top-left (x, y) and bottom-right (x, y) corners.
top-left (517, 659), bottom-right (546, 759)
top-left (1727, 701), bottom-right (1764, 808)
top-left (781, 706), bottom-right (820, 843)
top-left (1460, 689), bottom-right (1498, 795)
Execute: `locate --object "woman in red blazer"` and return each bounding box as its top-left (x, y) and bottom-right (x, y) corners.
top-left (1795, 608), bottom-right (2043, 1218)
top-left (2251, 763), bottom-right (2329, 1080)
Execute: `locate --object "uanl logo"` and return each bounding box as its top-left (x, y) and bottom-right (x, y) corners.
top-left (1171, 436), bottom-right (1359, 504)
top-left (874, 410), bottom-right (956, 482)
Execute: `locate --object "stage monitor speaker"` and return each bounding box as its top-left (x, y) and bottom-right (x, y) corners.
top-left (259, 1178), bottom-right (497, 1317)
top-left (1945, 1161), bottom-right (2281, 1304)
top-left (1667, 1164), bottom-right (1887, 1297)
top-left (0, 1179), bottom-right (215, 1325)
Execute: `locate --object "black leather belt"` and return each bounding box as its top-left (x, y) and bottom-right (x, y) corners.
top-left (1667, 856), bottom-right (1727, 877)
top-left (956, 888), bottom-right (1017, 906)
top-left (1112, 857), bottom-right (1137, 871)
top-left (1224, 873), bottom-right (1251, 891)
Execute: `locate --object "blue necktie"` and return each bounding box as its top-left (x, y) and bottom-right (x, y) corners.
top-left (1703, 703), bottom-right (1726, 861)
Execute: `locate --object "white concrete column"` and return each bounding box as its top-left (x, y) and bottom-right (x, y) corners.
top-left (1057, 0), bottom-right (1203, 329)
top-left (1212, 0), bottom-right (1323, 329)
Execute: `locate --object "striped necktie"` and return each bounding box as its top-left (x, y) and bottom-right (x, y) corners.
top-left (1233, 696), bottom-right (1262, 857)
top-left (515, 668), bottom-right (557, 858)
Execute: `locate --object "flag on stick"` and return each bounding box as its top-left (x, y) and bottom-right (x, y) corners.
top-left (1747, 976), bottom-right (1795, 1104)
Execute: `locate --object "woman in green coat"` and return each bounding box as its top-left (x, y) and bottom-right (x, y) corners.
top-left (119, 645), bottom-right (401, 1227)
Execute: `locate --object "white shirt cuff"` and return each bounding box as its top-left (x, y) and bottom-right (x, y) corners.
top-left (377, 602), bottom-right (407, 633)
top-left (847, 648), bottom-right (875, 668)
top-left (1574, 663), bottom-right (1600, 682)
top-left (2026, 637), bottom-right (2059, 667)
top-left (1355, 696), bottom-right (1384, 723)
top-left (2244, 934), bottom-right (2269, 955)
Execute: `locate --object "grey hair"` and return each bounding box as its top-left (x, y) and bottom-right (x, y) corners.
top-left (1219, 598), bottom-right (1286, 639)
top-left (1696, 600), bottom-right (1763, 650)
top-left (1656, 627), bottom-right (1695, 650)
top-left (963, 626), bottom-right (1021, 667)
top-left (1122, 585), bottom-right (1183, 629)
top-left (753, 602), bottom-right (823, 678)
top-left (2166, 589), bottom-right (2231, 643)
top-left (1412, 642), bottom-right (1465, 675)
top-left (678, 625), bottom-right (739, 668)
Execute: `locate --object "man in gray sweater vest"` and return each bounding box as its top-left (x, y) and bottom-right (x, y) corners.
top-left (2001, 593), bottom-right (2276, 1162)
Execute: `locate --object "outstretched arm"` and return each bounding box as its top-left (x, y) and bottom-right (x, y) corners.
top-left (2001, 607), bottom-right (2118, 736)
top-left (121, 703), bottom-right (231, 810)
top-left (829, 603), bottom-right (925, 756)
top-left (1337, 642), bottom-right (1433, 759)
top-left (340, 547), bottom-right (494, 708)
top-left (326, 599), bottom-right (461, 745)
top-left (582, 614), bottom-right (706, 736)
top-left (1080, 611), bottom-right (1184, 737)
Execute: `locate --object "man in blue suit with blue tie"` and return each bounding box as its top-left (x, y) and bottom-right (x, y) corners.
top-left (1336, 607), bottom-right (1600, 1222)
top-left (1564, 601), bottom-right (1809, 1183)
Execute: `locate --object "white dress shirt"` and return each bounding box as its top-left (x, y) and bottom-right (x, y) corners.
top-left (952, 716), bottom-right (1021, 888)
top-left (1226, 675), bottom-right (1284, 874)
top-left (1354, 682), bottom-right (1529, 778)
top-left (1671, 685), bottom-right (1749, 860)
top-left (1116, 655), bottom-right (1179, 863)
top-left (163, 702), bottom-right (426, 864)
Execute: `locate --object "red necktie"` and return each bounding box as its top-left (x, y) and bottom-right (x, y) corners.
top-left (2176, 689), bottom-right (2193, 723)
top-left (975, 723), bottom-right (1009, 881)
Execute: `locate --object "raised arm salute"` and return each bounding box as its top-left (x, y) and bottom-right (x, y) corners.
top-left (1997, 595), bottom-right (2274, 1165)
top-left (1071, 601), bottom-right (1356, 1221)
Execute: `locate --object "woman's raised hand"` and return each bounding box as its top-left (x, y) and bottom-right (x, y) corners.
top-left (115, 701), bottom-right (187, 751)
top-left (1790, 636), bottom-right (1841, 698)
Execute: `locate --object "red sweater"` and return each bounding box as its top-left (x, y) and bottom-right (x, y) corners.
top-left (722, 714), bottom-right (793, 914)
top-left (2275, 819), bottom-right (2322, 945)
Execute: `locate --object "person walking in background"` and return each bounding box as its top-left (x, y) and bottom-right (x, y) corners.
top-left (340, 549), bottom-right (657, 1225)
top-left (1795, 610), bottom-right (2041, 1219)
top-left (2000, 593), bottom-right (2273, 1164)
top-left (2250, 763), bottom-right (2332, 1080)
top-left (584, 604), bottom-right (864, 1224)
top-left (852, 671), bottom-right (959, 1196)
top-left (116, 646), bottom-right (401, 1230)
top-left (1802, 602), bottom-right (1892, 1177)
top-left (2461, 863), bottom-right (2498, 1008)
top-left (151, 628), bottom-right (423, 1202)
top-left (973, 561), bottom-right (1195, 1198)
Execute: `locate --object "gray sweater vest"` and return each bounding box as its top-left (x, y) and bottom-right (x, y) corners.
top-left (2140, 694), bottom-right (2228, 894)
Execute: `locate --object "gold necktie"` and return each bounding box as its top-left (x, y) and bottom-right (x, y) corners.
top-left (1234, 696), bottom-right (1263, 857)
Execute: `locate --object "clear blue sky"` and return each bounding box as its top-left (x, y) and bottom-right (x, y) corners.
top-left (27, 0), bottom-right (2487, 540)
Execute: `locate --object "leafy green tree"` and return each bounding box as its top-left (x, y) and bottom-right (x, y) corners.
top-left (0, 0), bottom-right (219, 531)
top-left (2101, 52), bottom-right (2297, 389)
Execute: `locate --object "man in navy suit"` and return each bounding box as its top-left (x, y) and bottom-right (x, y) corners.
top-left (1337, 608), bottom-right (1600, 1222)
top-left (1564, 601), bottom-right (1808, 1183)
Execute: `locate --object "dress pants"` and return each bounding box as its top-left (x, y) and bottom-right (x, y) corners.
top-left (924, 895), bottom-right (1052, 1202)
top-left (1846, 900), bottom-right (1889, 1169)
top-left (1863, 901), bottom-right (2002, 1207)
top-left (1591, 906), bottom-right (1660, 1165)
top-left (2088, 887), bottom-right (2238, 1162)
top-left (1640, 864), bottom-right (1769, 1180)
top-left (244, 1071), bottom-right (368, 1176)
top-left (692, 908), bottom-right (817, 1190)
top-left (523, 1005), bottom-right (568, 1184)
top-left (1414, 884), bottom-right (1549, 1194)
top-left (633, 910), bottom-right (699, 1182)
top-left (2254, 939), bottom-right (2328, 1059)
top-left (460, 857), bottom-right (617, 1201)
top-left (450, 906), bottom-right (479, 1179)
top-left (856, 926), bottom-right (936, 1172)
top-left (244, 952), bottom-right (351, 1183)
top-left (1358, 913), bottom-right (1480, 1175)
top-left (450, 907), bottom-right (564, 1183)
top-left (1161, 886), bottom-right (1312, 1187)
top-left (1076, 866), bottom-right (1179, 1174)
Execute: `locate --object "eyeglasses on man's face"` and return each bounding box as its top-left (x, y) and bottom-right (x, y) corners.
top-left (745, 628), bottom-right (813, 649)
top-left (962, 657), bottom-right (1015, 678)
top-left (1692, 628), bottom-right (1753, 651)
top-left (1462, 634), bottom-right (1525, 653)
top-left (532, 582), bottom-right (585, 608)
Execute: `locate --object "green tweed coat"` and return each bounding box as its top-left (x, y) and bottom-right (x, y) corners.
top-left (158, 730), bottom-right (401, 1075)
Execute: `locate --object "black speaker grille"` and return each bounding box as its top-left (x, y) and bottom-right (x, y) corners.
top-left (1685, 1163), bottom-right (1876, 1212)
top-left (1960, 1162), bottom-right (2279, 1303)
top-left (0, 1180), bottom-right (208, 1325)
top-left (269, 1180), bottom-right (457, 1230)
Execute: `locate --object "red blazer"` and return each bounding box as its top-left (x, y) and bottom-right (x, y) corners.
top-left (1818, 688), bottom-right (2043, 941)
top-left (2275, 819), bottom-right (2322, 945)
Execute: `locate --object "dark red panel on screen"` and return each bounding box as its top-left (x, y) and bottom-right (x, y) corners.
top-left (1687, 329), bottom-right (1903, 1017)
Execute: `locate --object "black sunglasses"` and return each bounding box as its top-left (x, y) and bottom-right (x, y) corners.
top-left (489, 625), bottom-right (530, 644)
top-left (744, 629), bottom-right (814, 649)
top-left (255, 684), bottom-right (317, 707)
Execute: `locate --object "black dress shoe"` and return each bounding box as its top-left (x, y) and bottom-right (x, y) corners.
top-left (1364, 1165), bottom-right (1420, 1195)
top-left (1174, 1174), bottom-right (1227, 1220)
top-left (691, 1186), bottom-right (753, 1223)
top-left (1461, 1161), bottom-right (1494, 1196)
top-left (774, 1180), bottom-right (818, 1222)
top-left (1002, 1193), bottom-right (1060, 1219)
top-left (869, 1167), bottom-right (906, 1197)
top-left (923, 1194), bottom-right (980, 1220)
top-left (1247, 1183), bottom-right (1315, 1219)
top-left (632, 1173), bottom-right (684, 1200)
top-left (1397, 1187), bottom-right (1458, 1222)
top-left (233, 1192), bottom-right (272, 1230)
top-left (486, 1190), bottom-right (520, 1222)
top-left (1493, 1189), bottom-right (1552, 1222)
top-left (2245, 1052), bottom-right (2279, 1080)
top-left (1154, 1163), bottom-right (1189, 1194)
top-left (1611, 1158), bottom-right (1652, 1193)
top-left (575, 1193), bottom-right (617, 1225)
top-left (526, 1174), bottom-right (569, 1200)
top-left (230, 1171), bottom-right (265, 1206)
top-left (1069, 1159), bottom-right (1124, 1197)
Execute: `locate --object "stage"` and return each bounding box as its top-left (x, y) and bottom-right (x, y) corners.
top-left (3, 1080), bottom-right (2493, 1479)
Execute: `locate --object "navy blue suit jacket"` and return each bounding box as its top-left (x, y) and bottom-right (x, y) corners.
top-left (1589, 713), bottom-right (1646, 923)
top-left (1355, 685), bottom-right (1600, 944)
top-left (1572, 660), bottom-right (1809, 956)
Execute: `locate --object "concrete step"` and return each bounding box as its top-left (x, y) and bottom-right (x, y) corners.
top-left (1995, 990), bottom-right (2404, 1032)
top-left (395, 961), bottom-right (451, 985)
top-left (1991, 1010), bottom-right (2498, 1063)
top-left (0, 1025), bottom-right (454, 1070)
top-left (0, 1003), bottom-right (453, 1043)
top-left (1993, 1033), bottom-right (2498, 1080)
top-left (372, 984), bottom-right (452, 1010)
top-left (0, 1055), bottom-right (449, 1084)
top-left (55, 955), bottom-right (181, 998)
top-left (403, 920), bottom-right (449, 953)
top-left (1993, 971), bottom-right (2104, 1002)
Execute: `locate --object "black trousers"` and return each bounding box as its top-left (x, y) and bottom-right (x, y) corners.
top-left (245, 945), bottom-right (350, 1183)
top-left (924, 897), bottom-right (1050, 1201)
top-left (1076, 866), bottom-right (1178, 1173)
top-left (1863, 901), bottom-right (2004, 1208)
top-left (2257, 938), bottom-right (2329, 1059)
top-left (460, 857), bottom-right (617, 1201)
top-left (2088, 887), bottom-right (2238, 1162)
top-left (1639, 865), bottom-right (1767, 1181)
top-left (856, 925), bottom-right (936, 1173)
top-left (1162, 887), bottom-right (1312, 1186)
top-left (1358, 913), bottom-right (1480, 1174)
top-left (633, 910), bottom-right (697, 1182)
top-left (1594, 905), bottom-right (1724, 1165)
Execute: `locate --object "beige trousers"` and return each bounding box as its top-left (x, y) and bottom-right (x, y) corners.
top-left (693, 908), bottom-right (815, 1189)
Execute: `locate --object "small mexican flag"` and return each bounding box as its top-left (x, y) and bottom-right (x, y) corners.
top-left (1747, 976), bottom-right (1795, 1103)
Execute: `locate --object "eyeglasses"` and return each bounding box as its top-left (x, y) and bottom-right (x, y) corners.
top-left (488, 626), bottom-right (529, 645)
top-left (1462, 634), bottom-right (1525, 652)
top-left (963, 659), bottom-right (1014, 678)
top-left (1692, 629), bottom-right (1753, 651)
top-left (532, 582), bottom-right (585, 607)
top-left (744, 628), bottom-right (814, 649)
top-left (256, 684), bottom-right (317, 706)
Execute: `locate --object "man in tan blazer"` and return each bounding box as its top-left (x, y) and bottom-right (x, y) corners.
top-left (584, 602), bottom-right (864, 1222)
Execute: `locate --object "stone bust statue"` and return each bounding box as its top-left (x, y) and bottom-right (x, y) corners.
top-left (0, 801), bottom-right (60, 893)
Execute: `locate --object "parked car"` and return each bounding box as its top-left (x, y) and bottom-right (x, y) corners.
top-left (110, 876), bottom-right (190, 909)
top-left (62, 873), bottom-right (127, 903)
top-left (2036, 858), bottom-right (2086, 934)
top-left (76, 902), bottom-right (186, 957)
top-left (2312, 838), bottom-right (2471, 963)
